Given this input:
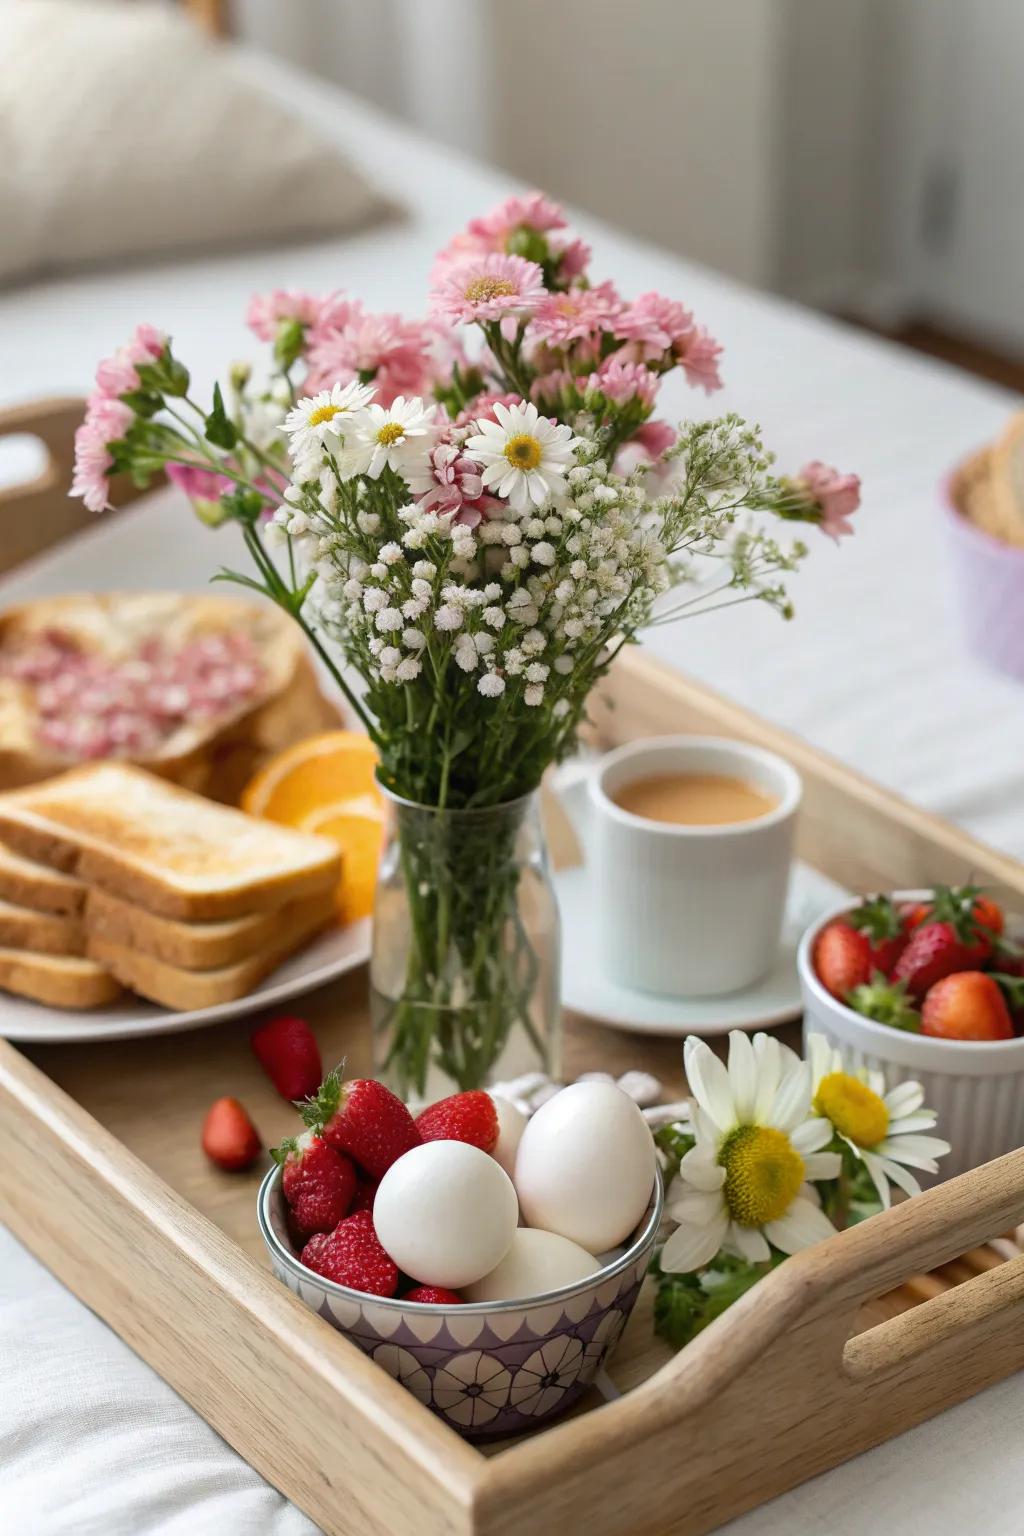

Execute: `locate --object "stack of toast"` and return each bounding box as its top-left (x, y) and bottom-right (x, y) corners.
top-left (0, 762), bottom-right (343, 1012)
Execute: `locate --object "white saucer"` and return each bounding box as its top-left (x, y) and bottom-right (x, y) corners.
top-left (0, 919), bottom-right (371, 1043)
top-left (556, 863), bottom-right (849, 1036)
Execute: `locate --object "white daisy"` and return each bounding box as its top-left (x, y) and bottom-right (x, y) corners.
top-left (807, 1034), bottom-right (950, 1209)
top-left (660, 1032), bottom-right (841, 1274)
top-left (282, 381), bottom-right (374, 475)
top-left (338, 396), bottom-right (438, 481)
top-left (465, 400), bottom-right (578, 513)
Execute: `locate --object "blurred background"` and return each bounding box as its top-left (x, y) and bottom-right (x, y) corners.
top-left (235, 0), bottom-right (1023, 384)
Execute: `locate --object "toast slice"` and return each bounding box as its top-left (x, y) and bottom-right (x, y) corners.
top-left (0, 948), bottom-right (122, 1009)
top-left (0, 896), bottom-right (85, 956)
top-left (0, 842), bottom-right (86, 915)
top-left (86, 901), bottom-right (334, 1011)
top-left (84, 886), bottom-right (336, 971)
top-left (0, 763), bottom-right (343, 921)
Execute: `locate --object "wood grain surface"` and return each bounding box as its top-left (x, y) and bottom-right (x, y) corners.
top-left (3, 650), bottom-right (1024, 1536)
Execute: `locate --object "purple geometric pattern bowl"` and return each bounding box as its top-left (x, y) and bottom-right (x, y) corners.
top-left (942, 468), bottom-right (1024, 683)
top-left (257, 1166), bottom-right (662, 1438)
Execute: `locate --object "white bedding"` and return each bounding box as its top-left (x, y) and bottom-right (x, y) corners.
top-left (2, 43), bottom-right (1023, 1536)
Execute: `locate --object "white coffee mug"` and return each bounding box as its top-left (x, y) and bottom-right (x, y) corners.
top-left (558, 736), bottom-right (802, 997)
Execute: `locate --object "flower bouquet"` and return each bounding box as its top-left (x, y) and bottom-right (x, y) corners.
top-left (72, 193), bottom-right (860, 1099)
top-left (652, 1031), bottom-right (949, 1346)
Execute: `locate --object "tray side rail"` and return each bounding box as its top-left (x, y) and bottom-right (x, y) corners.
top-left (0, 1039), bottom-right (484, 1536)
top-left (475, 1147), bottom-right (1024, 1536)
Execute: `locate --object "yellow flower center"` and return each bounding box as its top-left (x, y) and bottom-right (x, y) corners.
top-left (718, 1125), bottom-right (804, 1227)
top-left (814, 1072), bottom-right (889, 1148)
top-left (308, 403), bottom-right (342, 427)
top-left (376, 422), bottom-right (406, 446)
top-left (464, 276), bottom-right (517, 303)
top-left (503, 433), bottom-right (542, 471)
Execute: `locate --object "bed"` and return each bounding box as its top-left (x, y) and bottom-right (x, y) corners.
top-left (2, 41), bottom-right (1023, 1536)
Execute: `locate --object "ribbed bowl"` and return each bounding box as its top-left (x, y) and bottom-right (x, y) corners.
top-left (798, 892), bottom-right (1024, 1179)
top-left (258, 1166), bottom-right (662, 1438)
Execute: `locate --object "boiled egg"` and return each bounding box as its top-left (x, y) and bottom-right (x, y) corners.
top-left (488, 1093), bottom-right (528, 1177)
top-left (513, 1081), bottom-right (656, 1251)
top-left (463, 1227), bottom-right (599, 1302)
top-left (374, 1139), bottom-right (518, 1289)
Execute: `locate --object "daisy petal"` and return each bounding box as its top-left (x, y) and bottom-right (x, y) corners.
top-left (661, 1211), bottom-right (728, 1274)
top-left (802, 1151), bottom-right (842, 1182)
top-left (726, 1223), bottom-right (772, 1263)
top-left (886, 1112), bottom-right (939, 1136)
top-left (727, 1031), bottom-right (758, 1122)
top-left (684, 1038), bottom-right (736, 1134)
top-left (877, 1154), bottom-right (923, 1199)
top-left (752, 1034), bottom-right (782, 1119)
top-left (768, 1061), bottom-right (812, 1134)
top-left (860, 1149), bottom-right (893, 1210)
top-left (877, 1134), bottom-right (950, 1169)
top-left (764, 1197), bottom-right (837, 1255)
top-left (883, 1081), bottom-right (925, 1119)
top-left (791, 1117), bottom-right (834, 1154)
top-left (679, 1145), bottom-right (726, 1192)
top-left (667, 1189), bottom-right (727, 1225)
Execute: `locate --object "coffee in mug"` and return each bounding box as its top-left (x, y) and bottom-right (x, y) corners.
top-left (611, 772), bottom-right (778, 827)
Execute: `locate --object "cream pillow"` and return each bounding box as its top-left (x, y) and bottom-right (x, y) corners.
top-left (0, 0), bottom-right (390, 284)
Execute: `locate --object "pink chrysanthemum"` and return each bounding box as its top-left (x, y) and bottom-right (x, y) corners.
top-left (794, 461), bottom-right (862, 540)
top-left (95, 324), bottom-right (167, 398)
top-left (613, 291), bottom-right (695, 360)
top-left (530, 370), bottom-right (575, 409)
top-left (614, 420), bottom-right (678, 485)
top-left (677, 325), bottom-right (724, 394)
top-left (166, 462), bottom-right (232, 502)
top-left (583, 357), bottom-right (659, 410)
top-left (466, 192), bottom-right (567, 246)
top-left (405, 442), bottom-right (500, 527)
top-left (305, 312), bottom-right (433, 407)
top-left (71, 396), bottom-right (134, 513)
top-left (530, 280), bottom-right (624, 347)
top-left (246, 289), bottom-right (332, 343)
top-left (430, 253), bottom-right (547, 326)
top-left (558, 239), bottom-right (592, 281)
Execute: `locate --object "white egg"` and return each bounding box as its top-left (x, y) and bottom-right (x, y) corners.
top-left (463, 1228), bottom-right (599, 1302)
top-left (374, 1140), bottom-right (518, 1288)
top-left (487, 1093), bottom-right (528, 1177)
top-left (513, 1081), bottom-right (656, 1251)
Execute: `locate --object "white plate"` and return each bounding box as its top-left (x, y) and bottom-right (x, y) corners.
top-left (556, 863), bottom-right (850, 1036)
top-left (0, 919), bottom-right (371, 1043)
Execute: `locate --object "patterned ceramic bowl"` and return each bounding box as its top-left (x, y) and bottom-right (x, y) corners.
top-left (258, 1165), bottom-right (662, 1438)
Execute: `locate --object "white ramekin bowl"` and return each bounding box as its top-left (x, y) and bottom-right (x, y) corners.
top-left (798, 892), bottom-right (1024, 1179)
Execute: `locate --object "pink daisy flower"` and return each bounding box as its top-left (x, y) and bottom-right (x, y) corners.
top-left (71, 396), bottom-right (134, 513)
top-left (466, 192), bottom-right (567, 247)
top-left (613, 291), bottom-right (695, 360)
top-left (305, 312), bottom-right (432, 407)
top-left (430, 253), bottom-right (547, 326)
top-left (583, 357), bottom-right (659, 410)
top-left (794, 461), bottom-right (861, 540)
top-left (95, 324), bottom-right (167, 398)
top-left (676, 325), bottom-right (724, 394)
top-left (246, 289), bottom-right (331, 344)
top-left (530, 280), bottom-right (624, 347)
top-left (453, 392), bottom-right (520, 429)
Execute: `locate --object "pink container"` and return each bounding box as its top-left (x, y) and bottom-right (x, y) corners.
top-left (943, 459), bottom-right (1024, 682)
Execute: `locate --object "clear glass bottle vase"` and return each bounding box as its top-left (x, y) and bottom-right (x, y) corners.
top-left (369, 789), bottom-right (560, 1104)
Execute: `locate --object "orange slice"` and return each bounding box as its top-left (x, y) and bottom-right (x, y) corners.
top-left (241, 730), bottom-right (380, 824)
top-left (301, 800), bottom-right (387, 923)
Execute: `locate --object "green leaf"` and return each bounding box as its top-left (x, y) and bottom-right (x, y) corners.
top-left (204, 383), bottom-right (238, 450)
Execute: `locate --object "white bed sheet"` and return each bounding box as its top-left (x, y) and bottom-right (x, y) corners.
top-left (2, 44), bottom-right (1023, 1536)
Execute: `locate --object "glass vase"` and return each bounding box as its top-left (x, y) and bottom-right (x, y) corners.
top-left (369, 789), bottom-right (560, 1104)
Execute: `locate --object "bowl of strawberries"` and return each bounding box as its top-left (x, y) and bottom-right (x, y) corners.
top-left (799, 885), bottom-right (1024, 1177)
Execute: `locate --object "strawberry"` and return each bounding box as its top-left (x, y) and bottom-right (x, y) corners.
top-left (846, 894), bottom-right (910, 976)
top-left (992, 972), bottom-right (1024, 1033)
top-left (846, 972), bottom-right (921, 1032)
top-left (275, 1130), bottom-right (356, 1239)
top-left (892, 886), bottom-right (997, 1001)
top-left (921, 971), bottom-right (1014, 1041)
top-left (300, 1211), bottom-right (399, 1296)
top-left (415, 1090), bottom-right (499, 1152)
top-left (251, 1015), bottom-right (322, 1102)
top-left (302, 1072), bottom-right (420, 1179)
top-left (404, 1285), bottom-right (463, 1305)
top-left (813, 920), bottom-right (872, 1000)
top-left (900, 900), bottom-right (931, 930)
top-left (350, 1177), bottom-right (380, 1214)
top-left (201, 1096), bottom-right (261, 1171)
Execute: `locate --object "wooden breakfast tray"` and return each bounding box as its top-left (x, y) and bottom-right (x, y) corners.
top-left (4, 648), bottom-right (1024, 1536)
